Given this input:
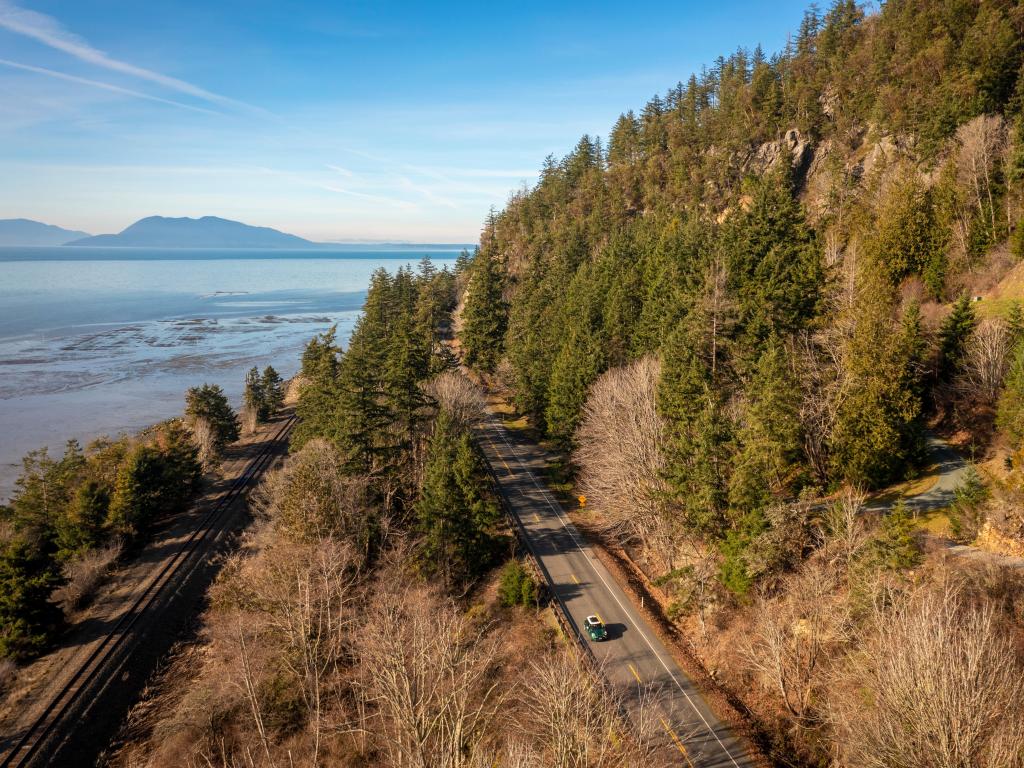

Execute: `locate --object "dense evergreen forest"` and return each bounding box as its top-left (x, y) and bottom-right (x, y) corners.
top-left (458, 2), bottom-right (1024, 762)
top-left (292, 258), bottom-right (527, 595)
top-left (6, 2), bottom-right (1024, 765)
top-left (115, 261), bottom-right (685, 767)
top-left (462, 0), bottom-right (1024, 582)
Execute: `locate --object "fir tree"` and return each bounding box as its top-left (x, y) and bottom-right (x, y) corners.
top-left (260, 366), bottom-right (284, 417)
top-left (243, 366), bottom-right (264, 420)
top-left (658, 328), bottom-right (731, 538)
top-left (870, 175), bottom-right (946, 296)
top-left (415, 410), bottom-right (500, 588)
top-left (729, 339), bottom-right (802, 512)
top-left (461, 248), bottom-right (507, 373)
top-left (185, 384), bottom-right (239, 450)
top-left (718, 172), bottom-right (823, 353)
top-left (997, 339), bottom-right (1024, 447)
top-left (0, 533), bottom-right (63, 660)
top-left (871, 501), bottom-right (920, 571)
top-left (293, 329), bottom-right (343, 451)
top-left (1006, 302), bottom-right (1024, 346)
top-left (55, 479), bottom-right (109, 558)
top-left (332, 332), bottom-right (392, 475)
top-left (382, 309), bottom-right (430, 458)
top-left (830, 282), bottom-right (925, 487)
top-left (300, 326), bottom-right (341, 383)
top-left (545, 329), bottom-right (605, 448)
top-left (106, 424), bottom-right (200, 536)
top-left (937, 294), bottom-right (978, 381)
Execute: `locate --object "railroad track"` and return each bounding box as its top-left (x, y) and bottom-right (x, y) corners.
top-left (0, 414), bottom-right (296, 768)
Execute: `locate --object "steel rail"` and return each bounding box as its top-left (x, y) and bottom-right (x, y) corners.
top-left (0, 415), bottom-right (295, 768)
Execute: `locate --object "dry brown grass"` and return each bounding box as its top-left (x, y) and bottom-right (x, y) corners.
top-left (239, 404), bottom-right (259, 436)
top-left (0, 659), bottom-right (16, 697)
top-left (55, 541), bottom-right (123, 613)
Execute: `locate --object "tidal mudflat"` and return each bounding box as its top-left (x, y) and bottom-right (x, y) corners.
top-left (0, 247), bottom-right (460, 500)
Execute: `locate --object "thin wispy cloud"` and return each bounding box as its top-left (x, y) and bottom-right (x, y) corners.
top-left (0, 58), bottom-right (218, 115)
top-left (326, 164), bottom-right (355, 177)
top-left (0, 0), bottom-right (253, 112)
top-left (398, 176), bottom-right (458, 209)
top-left (320, 184), bottom-right (417, 211)
top-left (339, 147), bottom-right (528, 198)
top-left (428, 167), bottom-right (537, 179)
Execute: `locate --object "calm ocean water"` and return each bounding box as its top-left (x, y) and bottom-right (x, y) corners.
top-left (0, 245), bottom-right (464, 501)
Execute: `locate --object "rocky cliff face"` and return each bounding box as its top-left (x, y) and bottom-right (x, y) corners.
top-left (742, 123), bottom-right (939, 223)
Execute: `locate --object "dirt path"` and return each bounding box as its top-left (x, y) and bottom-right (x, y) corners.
top-left (0, 412), bottom-right (292, 767)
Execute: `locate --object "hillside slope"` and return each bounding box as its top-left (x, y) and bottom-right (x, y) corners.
top-left (458, 2), bottom-right (1024, 763)
top-left (67, 215), bottom-right (315, 248)
top-left (0, 219), bottom-right (90, 246)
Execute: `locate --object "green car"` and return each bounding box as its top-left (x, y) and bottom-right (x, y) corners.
top-left (583, 614), bottom-right (608, 641)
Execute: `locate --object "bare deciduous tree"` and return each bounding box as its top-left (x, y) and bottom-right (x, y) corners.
top-left (743, 560), bottom-right (848, 727)
top-left (518, 652), bottom-right (677, 768)
top-left (831, 583), bottom-right (1024, 768)
top-left (214, 526), bottom-right (361, 767)
top-left (253, 438), bottom-right (372, 551)
top-left (958, 318), bottom-right (1011, 406)
top-left (423, 371), bottom-right (488, 429)
top-left (189, 415), bottom-right (219, 469)
top-left (574, 356), bottom-right (678, 567)
top-left (794, 330), bottom-right (844, 483)
top-left (818, 489), bottom-right (870, 570)
top-left (235, 620), bottom-right (276, 767)
top-left (240, 404), bottom-right (259, 436)
top-left (957, 115), bottom-right (1008, 246)
top-left (357, 587), bottom-right (505, 768)
top-left (56, 540), bottom-right (123, 611)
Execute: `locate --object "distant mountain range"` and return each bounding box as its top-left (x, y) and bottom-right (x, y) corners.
top-left (0, 219), bottom-right (91, 246)
top-left (66, 216), bottom-right (315, 249)
top-left (1, 216), bottom-right (472, 249)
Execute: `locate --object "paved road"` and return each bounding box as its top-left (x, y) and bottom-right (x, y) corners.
top-left (866, 434), bottom-right (968, 514)
top-left (477, 414), bottom-right (754, 768)
top-left (853, 434), bottom-right (1024, 570)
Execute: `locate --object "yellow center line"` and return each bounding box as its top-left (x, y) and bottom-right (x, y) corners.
top-left (628, 663), bottom-right (642, 683)
top-left (534, 513), bottom-right (541, 523)
top-left (571, 573), bottom-right (580, 585)
top-left (660, 717), bottom-right (693, 766)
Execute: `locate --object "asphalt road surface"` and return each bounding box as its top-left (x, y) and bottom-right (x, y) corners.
top-left (866, 434), bottom-right (968, 514)
top-left (477, 413), bottom-right (755, 768)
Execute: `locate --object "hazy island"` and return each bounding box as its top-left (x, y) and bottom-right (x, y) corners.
top-left (4, 1), bottom-right (1024, 768)
top-left (0, 218), bottom-right (90, 246)
top-left (65, 215), bottom-right (317, 249)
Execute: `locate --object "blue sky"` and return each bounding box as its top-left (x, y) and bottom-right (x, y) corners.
top-left (0, 0), bottom-right (813, 243)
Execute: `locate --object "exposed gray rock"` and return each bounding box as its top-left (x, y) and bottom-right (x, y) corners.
top-left (745, 128), bottom-right (815, 181)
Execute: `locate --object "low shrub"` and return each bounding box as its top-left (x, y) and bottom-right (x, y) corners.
top-left (498, 559), bottom-right (538, 608)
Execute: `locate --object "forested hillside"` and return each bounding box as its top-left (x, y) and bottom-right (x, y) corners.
top-left (463, 0), bottom-right (1024, 548)
top-left (460, 0), bottom-right (1024, 763)
top-left (110, 260), bottom-right (682, 767)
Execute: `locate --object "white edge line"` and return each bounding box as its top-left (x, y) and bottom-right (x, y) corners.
top-left (483, 416), bottom-right (744, 768)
